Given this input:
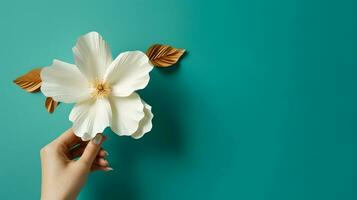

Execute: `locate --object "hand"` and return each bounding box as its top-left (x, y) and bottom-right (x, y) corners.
top-left (40, 128), bottom-right (113, 200)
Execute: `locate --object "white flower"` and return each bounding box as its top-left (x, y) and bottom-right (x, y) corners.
top-left (41, 32), bottom-right (154, 141)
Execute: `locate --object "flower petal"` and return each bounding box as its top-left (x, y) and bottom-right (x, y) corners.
top-left (109, 93), bottom-right (145, 136)
top-left (73, 31), bottom-right (113, 80)
top-left (132, 100), bottom-right (153, 139)
top-left (41, 59), bottom-right (91, 103)
top-left (69, 97), bottom-right (112, 141)
top-left (104, 51), bottom-right (153, 97)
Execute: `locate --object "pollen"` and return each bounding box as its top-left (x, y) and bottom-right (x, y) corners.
top-left (91, 79), bottom-right (111, 98)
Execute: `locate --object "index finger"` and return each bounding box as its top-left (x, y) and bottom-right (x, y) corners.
top-left (54, 128), bottom-right (82, 147)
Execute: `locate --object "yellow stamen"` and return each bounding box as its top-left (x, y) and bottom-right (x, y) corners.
top-left (91, 79), bottom-right (111, 98)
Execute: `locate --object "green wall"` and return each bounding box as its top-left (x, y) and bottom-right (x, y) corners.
top-left (1, 0), bottom-right (357, 199)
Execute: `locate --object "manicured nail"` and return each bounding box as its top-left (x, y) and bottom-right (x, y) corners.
top-left (92, 134), bottom-right (103, 145)
top-left (106, 167), bottom-right (114, 171)
top-left (104, 151), bottom-right (109, 156)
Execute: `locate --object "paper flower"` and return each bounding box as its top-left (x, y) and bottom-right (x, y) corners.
top-left (13, 31), bottom-right (185, 141)
top-left (41, 32), bottom-right (154, 140)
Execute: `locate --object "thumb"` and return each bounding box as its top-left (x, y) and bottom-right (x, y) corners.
top-left (79, 134), bottom-right (105, 165)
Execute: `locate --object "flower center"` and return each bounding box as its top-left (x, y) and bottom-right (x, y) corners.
top-left (91, 80), bottom-right (111, 98)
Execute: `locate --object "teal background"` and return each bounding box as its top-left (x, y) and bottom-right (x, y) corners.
top-left (1, 0), bottom-right (357, 199)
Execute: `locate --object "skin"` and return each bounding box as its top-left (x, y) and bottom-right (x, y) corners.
top-left (40, 128), bottom-right (112, 200)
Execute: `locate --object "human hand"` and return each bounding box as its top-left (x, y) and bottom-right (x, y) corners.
top-left (40, 128), bottom-right (113, 200)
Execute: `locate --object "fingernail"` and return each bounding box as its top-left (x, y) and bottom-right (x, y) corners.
top-left (106, 167), bottom-right (114, 171)
top-left (104, 151), bottom-right (109, 156)
top-left (92, 134), bottom-right (103, 145)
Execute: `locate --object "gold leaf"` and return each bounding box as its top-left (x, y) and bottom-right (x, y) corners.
top-left (146, 44), bottom-right (185, 67)
top-left (13, 68), bottom-right (42, 93)
top-left (45, 97), bottom-right (59, 113)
